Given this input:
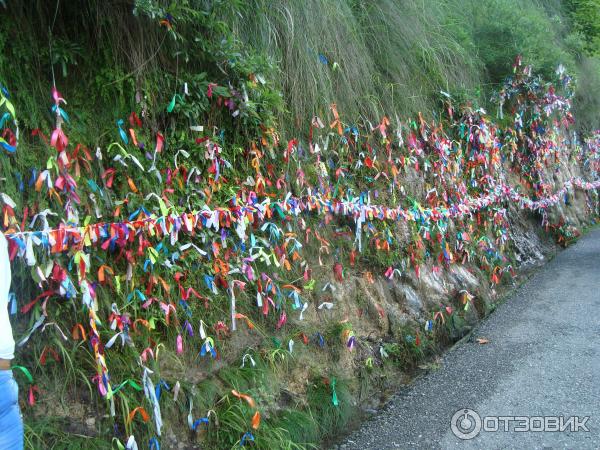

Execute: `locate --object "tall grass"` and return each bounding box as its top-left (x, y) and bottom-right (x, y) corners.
top-left (228, 0), bottom-right (481, 129)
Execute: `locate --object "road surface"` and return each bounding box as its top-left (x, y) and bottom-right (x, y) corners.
top-left (338, 227), bottom-right (600, 449)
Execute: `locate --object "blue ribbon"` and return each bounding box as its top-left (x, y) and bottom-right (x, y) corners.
top-left (203, 275), bottom-right (215, 290)
top-left (0, 112), bottom-right (11, 128)
top-left (51, 104), bottom-right (69, 122)
top-left (143, 259), bottom-right (153, 273)
top-left (14, 172), bottom-right (23, 192)
top-left (127, 289), bottom-right (147, 303)
top-left (129, 207), bottom-right (151, 221)
top-left (200, 343), bottom-right (217, 359)
top-left (155, 380), bottom-right (170, 402)
top-left (178, 300), bottom-right (192, 317)
top-left (240, 432), bottom-right (255, 446)
top-left (29, 169), bottom-right (37, 187)
top-left (87, 179), bottom-right (103, 195)
top-left (8, 292), bottom-right (17, 315)
top-left (117, 119), bottom-right (129, 145)
top-left (191, 417), bottom-right (209, 431)
top-left (0, 139), bottom-right (16, 153)
top-left (315, 332), bottom-right (325, 348)
top-left (148, 437), bottom-right (160, 450)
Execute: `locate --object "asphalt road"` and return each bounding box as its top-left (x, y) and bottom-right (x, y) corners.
top-left (338, 227), bottom-right (600, 449)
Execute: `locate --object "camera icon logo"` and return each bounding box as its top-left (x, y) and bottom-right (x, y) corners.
top-left (451, 408), bottom-right (482, 440)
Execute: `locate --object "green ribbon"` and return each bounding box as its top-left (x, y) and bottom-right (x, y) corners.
top-left (112, 379), bottom-right (143, 395)
top-left (303, 279), bottom-right (316, 291)
top-left (11, 365), bottom-right (33, 383)
top-left (331, 377), bottom-right (339, 407)
top-left (167, 94), bottom-right (184, 113)
top-left (0, 94), bottom-right (15, 118)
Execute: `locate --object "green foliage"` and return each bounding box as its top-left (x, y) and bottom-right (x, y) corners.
top-left (47, 37), bottom-right (83, 78)
top-left (306, 377), bottom-right (354, 441)
top-left (215, 400), bottom-right (307, 449)
top-left (565, 0), bottom-right (600, 54)
top-left (276, 410), bottom-right (320, 447)
top-left (0, 0), bottom-right (283, 145)
top-left (443, 0), bottom-right (579, 84)
top-left (3, 0), bottom-right (600, 132)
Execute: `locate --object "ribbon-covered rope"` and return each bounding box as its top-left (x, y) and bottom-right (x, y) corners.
top-left (6, 176), bottom-right (599, 258)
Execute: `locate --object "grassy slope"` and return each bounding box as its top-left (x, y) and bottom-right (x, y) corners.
top-left (3, 1), bottom-right (598, 135)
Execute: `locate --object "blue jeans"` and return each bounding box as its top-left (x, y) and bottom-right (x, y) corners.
top-left (0, 370), bottom-right (23, 450)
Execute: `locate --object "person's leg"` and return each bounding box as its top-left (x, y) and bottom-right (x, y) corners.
top-left (0, 370), bottom-right (24, 450)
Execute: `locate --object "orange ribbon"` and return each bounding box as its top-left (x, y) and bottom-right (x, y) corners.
top-left (231, 390), bottom-right (256, 408)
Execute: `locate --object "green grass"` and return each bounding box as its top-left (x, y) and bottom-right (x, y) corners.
top-left (25, 418), bottom-right (111, 450)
